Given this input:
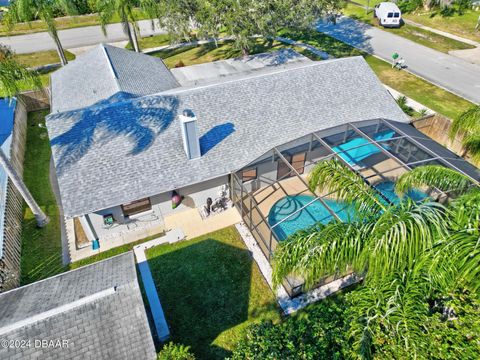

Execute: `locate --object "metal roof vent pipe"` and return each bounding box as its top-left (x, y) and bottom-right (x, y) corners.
top-left (179, 109), bottom-right (201, 160)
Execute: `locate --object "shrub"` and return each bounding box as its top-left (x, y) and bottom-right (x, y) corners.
top-left (230, 298), bottom-right (347, 359)
top-left (396, 95), bottom-right (415, 116)
top-left (175, 60), bottom-right (185, 68)
top-left (157, 343), bottom-right (195, 360)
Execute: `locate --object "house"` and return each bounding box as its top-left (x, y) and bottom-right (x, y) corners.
top-left (0, 252), bottom-right (157, 360)
top-left (47, 45), bottom-right (480, 295)
top-left (0, 98), bottom-right (27, 291)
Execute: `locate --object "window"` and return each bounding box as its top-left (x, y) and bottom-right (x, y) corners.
top-left (277, 152), bottom-right (307, 180)
top-left (291, 152), bottom-right (307, 175)
top-left (387, 12), bottom-right (393, 18)
top-left (394, 12), bottom-right (400, 18)
top-left (121, 197), bottom-right (152, 217)
top-left (242, 168), bottom-right (257, 182)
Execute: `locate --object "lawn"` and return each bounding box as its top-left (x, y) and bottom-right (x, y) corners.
top-left (15, 50), bottom-right (75, 68)
top-left (125, 33), bottom-right (173, 50)
top-left (343, 3), bottom-right (475, 53)
top-left (20, 110), bottom-right (66, 285)
top-left (404, 8), bottom-right (480, 43)
top-left (151, 37), bottom-right (320, 68)
top-left (146, 226), bottom-right (281, 360)
top-left (0, 9), bottom-right (148, 37)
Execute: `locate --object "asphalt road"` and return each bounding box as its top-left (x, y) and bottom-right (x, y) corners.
top-left (317, 17), bottom-right (480, 104)
top-left (0, 19), bottom-right (165, 53)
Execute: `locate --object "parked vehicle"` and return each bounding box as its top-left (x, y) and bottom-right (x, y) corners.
top-left (374, 2), bottom-right (402, 28)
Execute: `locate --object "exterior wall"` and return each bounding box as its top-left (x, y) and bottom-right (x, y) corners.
top-left (0, 99), bottom-right (28, 292)
top-left (86, 175), bottom-right (229, 243)
top-left (18, 89), bottom-right (50, 112)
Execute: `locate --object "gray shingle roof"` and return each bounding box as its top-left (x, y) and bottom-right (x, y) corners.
top-left (0, 252), bottom-right (156, 360)
top-left (50, 44), bottom-right (180, 113)
top-left (46, 56), bottom-right (409, 218)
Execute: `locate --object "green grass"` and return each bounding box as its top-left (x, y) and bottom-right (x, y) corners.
top-left (150, 37), bottom-right (317, 68)
top-left (146, 226), bottom-right (281, 360)
top-left (0, 9), bottom-right (148, 37)
top-left (343, 3), bottom-right (475, 53)
top-left (15, 50), bottom-right (75, 68)
top-left (125, 33), bottom-right (173, 50)
top-left (69, 233), bottom-right (164, 270)
top-left (20, 110), bottom-right (66, 285)
top-left (404, 8), bottom-right (480, 43)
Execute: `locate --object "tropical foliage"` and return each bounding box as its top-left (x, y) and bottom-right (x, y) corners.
top-left (0, 44), bottom-right (41, 99)
top-left (157, 342), bottom-right (196, 360)
top-left (271, 159), bottom-right (480, 358)
top-left (449, 104), bottom-right (480, 162)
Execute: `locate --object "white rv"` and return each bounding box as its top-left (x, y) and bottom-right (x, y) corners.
top-left (374, 2), bottom-right (402, 28)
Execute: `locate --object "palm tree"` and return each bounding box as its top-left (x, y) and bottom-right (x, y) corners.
top-left (272, 160), bottom-right (480, 357)
top-left (5, 0), bottom-right (76, 66)
top-left (449, 105), bottom-right (480, 162)
top-left (0, 44), bottom-right (41, 98)
top-left (95, 0), bottom-right (141, 52)
top-left (0, 45), bottom-right (49, 227)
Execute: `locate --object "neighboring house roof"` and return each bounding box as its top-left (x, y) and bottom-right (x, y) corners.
top-left (171, 48), bottom-right (313, 86)
top-left (0, 252), bottom-right (156, 360)
top-left (0, 98), bottom-right (16, 260)
top-left (50, 44), bottom-right (180, 113)
top-left (46, 56), bottom-right (409, 218)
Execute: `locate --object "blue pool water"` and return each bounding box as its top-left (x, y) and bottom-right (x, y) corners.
top-left (374, 181), bottom-right (427, 205)
top-left (268, 195), bottom-right (356, 241)
top-left (332, 131), bottom-right (395, 166)
top-left (269, 181), bottom-right (427, 241)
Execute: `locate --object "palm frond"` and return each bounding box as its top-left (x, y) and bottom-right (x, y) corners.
top-left (0, 58), bottom-right (41, 98)
top-left (395, 165), bottom-right (472, 195)
top-left (366, 200), bottom-right (447, 280)
top-left (449, 105), bottom-right (480, 140)
top-left (272, 221), bottom-right (365, 289)
top-left (308, 158), bottom-right (387, 215)
top-left (462, 134), bottom-right (480, 163)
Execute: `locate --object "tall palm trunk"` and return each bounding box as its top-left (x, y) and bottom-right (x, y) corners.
top-left (130, 22), bottom-right (141, 53)
top-left (0, 149), bottom-right (49, 227)
top-left (51, 32), bottom-right (68, 66)
top-left (45, 18), bottom-right (68, 66)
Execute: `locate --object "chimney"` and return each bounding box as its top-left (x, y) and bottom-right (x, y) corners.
top-left (179, 109), bottom-right (201, 160)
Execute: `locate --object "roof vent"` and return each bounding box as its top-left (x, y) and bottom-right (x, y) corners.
top-left (179, 109), bottom-right (201, 160)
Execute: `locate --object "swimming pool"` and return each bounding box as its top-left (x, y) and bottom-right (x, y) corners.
top-left (268, 181), bottom-right (427, 241)
top-left (268, 195), bottom-right (356, 241)
top-left (374, 181), bottom-right (427, 204)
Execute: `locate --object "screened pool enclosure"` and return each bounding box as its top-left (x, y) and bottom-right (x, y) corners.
top-left (230, 119), bottom-right (480, 296)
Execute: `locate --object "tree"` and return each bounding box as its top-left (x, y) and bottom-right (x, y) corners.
top-left (0, 45), bottom-right (49, 227)
top-left (0, 45), bottom-right (41, 98)
top-left (157, 342), bottom-right (196, 360)
top-left (449, 105), bottom-right (480, 162)
top-left (5, 0), bottom-right (76, 65)
top-left (95, 0), bottom-right (141, 52)
top-left (272, 160), bottom-right (480, 357)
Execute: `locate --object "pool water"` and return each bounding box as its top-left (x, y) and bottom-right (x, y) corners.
top-left (374, 181), bottom-right (427, 205)
top-left (268, 195), bottom-right (356, 240)
top-left (332, 131), bottom-right (395, 167)
top-left (269, 181), bottom-right (427, 241)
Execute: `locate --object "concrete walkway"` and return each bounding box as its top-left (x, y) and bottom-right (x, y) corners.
top-left (316, 16), bottom-right (480, 104)
top-left (0, 19), bottom-right (166, 54)
top-left (133, 229), bottom-right (185, 342)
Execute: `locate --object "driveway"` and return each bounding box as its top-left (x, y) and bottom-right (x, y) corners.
top-left (0, 19), bottom-right (166, 54)
top-left (317, 16), bottom-right (480, 104)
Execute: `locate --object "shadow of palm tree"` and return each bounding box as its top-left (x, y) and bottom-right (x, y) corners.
top-left (49, 92), bottom-right (180, 175)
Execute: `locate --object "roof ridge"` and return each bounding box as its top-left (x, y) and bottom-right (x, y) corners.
top-left (101, 44), bottom-right (121, 93)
